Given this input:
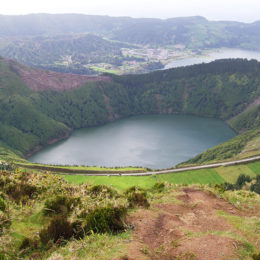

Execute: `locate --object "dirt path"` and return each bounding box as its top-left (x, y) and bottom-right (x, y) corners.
top-left (121, 188), bottom-right (254, 260)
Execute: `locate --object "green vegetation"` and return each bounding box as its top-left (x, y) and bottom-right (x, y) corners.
top-left (16, 162), bottom-right (146, 174)
top-left (216, 173), bottom-right (259, 192)
top-left (0, 170), bottom-right (131, 259)
top-left (64, 175), bottom-right (157, 190)
top-left (1, 15), bottom-right (260, 258)
top-left (63, 161), bottom-right (260, 190)
top-left (124, 186), bottom-right (150, 208)
top-left (247, 161), bottom-right (260, 174)
top-left (0, 34), bottom-right (141, 75)
top-left (1, 58), bottom-right (260, 169)
top-left (1, 166), bottom-right (260, 259)
top-left (216, 165), bottom-right (256, 183)
top-left (181, 129), bottom-right (260, 165)
top-left (230, 105), bottom-right (260, 132)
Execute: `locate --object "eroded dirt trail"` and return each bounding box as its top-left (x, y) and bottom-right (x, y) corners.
top-left (123, 188), bottom-right (247, 260)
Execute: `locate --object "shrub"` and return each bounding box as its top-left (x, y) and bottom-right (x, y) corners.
top-left (43, 195), bottom-right (80, 216)
top-left (252, 253), bottom-right (260, 260)
top-left (39, 216), bottom-right (74, 245)
top-left (0, 253), bottom-right (6, 260)
top-left (19, 237), bottom-right (38, 252)
top-left (20, 183), bottom-right (38, 198)
top-left (0, 211), bottom-right (11, 234)
top-left (216, 174), bottom-right (253, 192)
top-left (19, 237), bottom-right (31, 250)
top-left (0, 175), bottom-right (12, 188)
top-left (223, 182), bottom-right (235, 191)
top-left (84, 206), bottom-right (127, 234)
top-left (0, 197), bottom-right (6, 212)
top-left (4, 182), bottom-right (38, 203)
top-left (235, 174), bottom-right (251, 189)
top-left (71, 220), bottom-right (85, 239)
top-left (124, 186), bottom-right (150, 208)
top-left (250, 177), bottom-right (260, 194)
top-left (126, 190), bottom-right (150, 208)
top-left (124, 186), bottom-right (145, 195)
top-left (89, 185), bottom-right (118, 198)
top-left (152, 182), bottom-right (165, 193)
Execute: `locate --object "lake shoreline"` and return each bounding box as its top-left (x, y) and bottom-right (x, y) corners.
top-left (163, 48), bottom-right (260, 69)
top-left (24, 129), bottom-right (72, 159)
top-left (28, 114), bottom-right (236, 169)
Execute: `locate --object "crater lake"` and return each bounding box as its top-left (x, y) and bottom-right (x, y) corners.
top-left (29, 115), bottom-right (236, 169)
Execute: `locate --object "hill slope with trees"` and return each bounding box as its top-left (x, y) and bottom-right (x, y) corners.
top-left (0, 57), bottom-right (260, 164)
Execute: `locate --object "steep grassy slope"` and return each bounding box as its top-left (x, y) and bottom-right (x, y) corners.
top-left (180, 129), bottom-right (260, 165)
top-left (1, 169), bottom-right (260, 259)
top-left (230, 105), bottom-right (260, 132)
top-left (0, 58), bottom-right (260, 164)
top-left (110, 59), bottom-right (260, 120)
top-left (33, 59), bottom-right (260, 131)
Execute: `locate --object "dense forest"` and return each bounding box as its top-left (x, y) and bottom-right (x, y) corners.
top-left (0, 57), bottom-right (260, 161)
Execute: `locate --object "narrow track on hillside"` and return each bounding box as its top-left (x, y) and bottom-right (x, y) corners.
top-left (121, 187), bottom-right (259, 260)
top-left (60, 155), bottom-right (260, 176)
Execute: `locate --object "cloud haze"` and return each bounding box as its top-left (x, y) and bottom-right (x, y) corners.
top-left (1, 0), bottom-right (260, 22)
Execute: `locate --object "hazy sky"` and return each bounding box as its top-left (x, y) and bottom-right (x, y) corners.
top-left (1, 0), bottom-right (260, 22)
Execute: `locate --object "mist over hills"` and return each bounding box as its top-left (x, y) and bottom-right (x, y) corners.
top-left (0, 14), bottom-right (259, 75)
top-left (0, 14), bottom-right (259, 48)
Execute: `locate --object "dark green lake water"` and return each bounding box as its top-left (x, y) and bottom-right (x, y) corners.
top-left (29, 115), bottom-right (236, 169)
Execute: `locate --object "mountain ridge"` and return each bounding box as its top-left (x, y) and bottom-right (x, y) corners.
top-left (0, 13), bottom-right (259, 75)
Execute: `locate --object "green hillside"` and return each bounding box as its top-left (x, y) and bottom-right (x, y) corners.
top-left (180, 129), bottom-right (260, 166)
top-left (0, 34), bottom-right (142, 75)
top-left (0, 58), bottom-right (260, 165)
top-left (1, 165), bottom-right (260, 259)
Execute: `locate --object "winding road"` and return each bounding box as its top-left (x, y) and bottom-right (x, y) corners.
top-left (68, 155), bottom-right (260, 176)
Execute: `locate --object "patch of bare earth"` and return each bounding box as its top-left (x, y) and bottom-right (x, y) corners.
top-left (121, 188), bottom-right (252, 260)
top-left (7, 58), bottom-right (111, 91)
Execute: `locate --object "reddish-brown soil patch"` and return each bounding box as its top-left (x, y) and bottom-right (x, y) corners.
top-left (7, 58), bottom-right (111, 91)
top-left (122, 189), bottom-right (251, 260)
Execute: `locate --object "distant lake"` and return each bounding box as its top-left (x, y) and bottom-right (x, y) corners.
top-left (164, 48), bottom-right (260, 69)
top-left (29, 115), bottom-right (236, 169)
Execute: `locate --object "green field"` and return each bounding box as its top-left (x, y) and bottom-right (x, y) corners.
top-left (63, 161), bottom-right (260, 190)
top-left (17, 162), bottom-right (146, 173)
